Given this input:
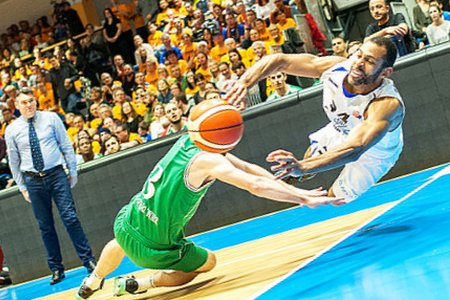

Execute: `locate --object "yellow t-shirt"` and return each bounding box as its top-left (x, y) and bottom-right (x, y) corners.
top-left (195, 66), bottom-right (212, 82)
top-left (210, 44), bottom-right (228, 62)
top-left (148, 30), bottom-right (163, 48)
top-left (129, 132), bottom-right (143, 144)
top-left (277, 18), bottom-right (297, 31)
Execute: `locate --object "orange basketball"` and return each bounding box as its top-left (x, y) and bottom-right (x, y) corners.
top-left (188, 99), bottom-right (244, 153)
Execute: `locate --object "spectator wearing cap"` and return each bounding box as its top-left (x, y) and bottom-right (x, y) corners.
top-left (98, 127), bottom-right (112, 145)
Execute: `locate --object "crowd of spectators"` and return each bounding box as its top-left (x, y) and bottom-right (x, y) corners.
top-left (0, 0), bottom-right (448, 195)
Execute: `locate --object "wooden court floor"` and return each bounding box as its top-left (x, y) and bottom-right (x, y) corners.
top-left (41, 203), bottom-right (395, 300)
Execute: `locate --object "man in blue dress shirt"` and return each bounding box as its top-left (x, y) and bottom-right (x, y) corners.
top-left (4, 88), bottom-right (95, 285)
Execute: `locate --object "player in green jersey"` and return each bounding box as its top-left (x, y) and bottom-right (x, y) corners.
top-left (76, 108), bottom-right (341, 300)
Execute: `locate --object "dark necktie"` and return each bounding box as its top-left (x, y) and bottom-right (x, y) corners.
top-left (28, 118), bottom-right (45, 172)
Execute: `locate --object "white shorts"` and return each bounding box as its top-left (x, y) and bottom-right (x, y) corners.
top-left (308, 123), bottom-right (400, 202)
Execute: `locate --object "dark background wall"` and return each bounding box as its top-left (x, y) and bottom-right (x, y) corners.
top-left (1, 43), bottom-right (450, 283)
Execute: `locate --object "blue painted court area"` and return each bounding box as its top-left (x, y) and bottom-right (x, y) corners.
top-left (1, 163), bottom-right (450, 300)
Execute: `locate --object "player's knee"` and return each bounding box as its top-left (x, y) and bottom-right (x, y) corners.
top-left (196, 251), bottom-right (216, 273)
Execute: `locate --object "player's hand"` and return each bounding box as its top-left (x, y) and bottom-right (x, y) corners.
top-left (21, 190), bottom-right (31, 203)
top-left (302, 195), bottom-right (346, 208)
top-left (266, 150), bottom-right (304, 179)
top-left (69, 176), bottom-right (78, 188)
top-left (225, 81), bottom-right (247, 110)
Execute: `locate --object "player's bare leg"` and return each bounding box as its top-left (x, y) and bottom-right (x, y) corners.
top-left (114, 251), bottom-right (217, 296)
top-left (76, 239), bottom-right (125, 299)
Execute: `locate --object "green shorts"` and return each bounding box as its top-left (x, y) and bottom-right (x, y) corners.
top-left (114, 206), bottom-right (208, 273)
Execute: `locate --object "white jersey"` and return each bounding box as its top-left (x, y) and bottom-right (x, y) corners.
top-left (320, 60), bottom-right (405, 159)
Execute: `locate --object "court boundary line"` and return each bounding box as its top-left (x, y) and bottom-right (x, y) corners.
top-left (189, 162), bottom-right (450, 239)
top-left (250, 165), bottom-right (450, 299)
top-left (6, 163), bottom-right (450, 298)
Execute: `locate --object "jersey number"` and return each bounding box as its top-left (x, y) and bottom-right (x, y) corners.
top-left (142, 165), bottom-right (163, 199)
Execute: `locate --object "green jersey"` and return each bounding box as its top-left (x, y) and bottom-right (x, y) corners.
top-left (123, 134), bottom-right (212, 247)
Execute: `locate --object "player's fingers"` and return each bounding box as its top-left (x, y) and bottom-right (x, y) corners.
top-left (274, 168), bottom-right (293, 180)
top-left (266, 150), bottom-right (294, 161)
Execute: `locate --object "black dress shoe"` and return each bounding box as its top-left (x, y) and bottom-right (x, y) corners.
top-left (86, 261), bottom-right (96, 274)
top-left (50, 270), bottom-right (65, 285)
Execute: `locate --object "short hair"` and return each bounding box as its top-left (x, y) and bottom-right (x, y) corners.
top-left (175, 93), bottom-right (188, 104)
top-left (368, 37), bottom-right (397, 68)
top-left (204, 89), bottom-right (221, 99)
top-left (165, 49), bottom-right (178, 59)
top-left (194, 73), bottom-right (205, 82)
top-left (231, 61), bottom-right (245, 71)
top-left (1, 107), bottom-right (11, 113)
top-left (138, 120), bottom-right (150, 130)
top-left (252, 41), bottom-right (265, 49)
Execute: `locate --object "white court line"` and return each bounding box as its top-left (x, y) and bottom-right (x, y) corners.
top-left (35, 164), bottom-right (450, 300)
top-left (40, 227), bottom-right (369, 300)
top-left (250, 165), bottom-right (450, 300)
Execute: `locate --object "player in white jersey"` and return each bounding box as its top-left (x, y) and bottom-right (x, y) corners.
top-left (226, 37), bottom-right (405, 203)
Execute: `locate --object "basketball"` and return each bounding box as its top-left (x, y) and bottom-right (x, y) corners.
top-left (188, 99), bottom-right (244, 153)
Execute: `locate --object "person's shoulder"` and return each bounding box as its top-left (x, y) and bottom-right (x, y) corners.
top-left (4, 118), bottom-right (21, 136)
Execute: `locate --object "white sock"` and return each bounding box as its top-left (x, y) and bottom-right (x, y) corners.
top-left (135, 275), bottom-right (155, 292)
top-left (84, 272), bottom-right (103, 290)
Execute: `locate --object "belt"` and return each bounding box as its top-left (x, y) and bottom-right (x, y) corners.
top-left (23, 165), bottom-right (63, 178)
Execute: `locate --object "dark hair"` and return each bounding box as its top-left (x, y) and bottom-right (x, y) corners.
top-left (231, 61), bottom-right (246, 71)
top-left (228, 48), bottom-right (243, 62)
top-left (194, 73), bottom-right (205, 83)
top-left (165, 49), bottom-right (178, 59)
top-left (175, 93), bottom-right (188, 105)
top-left (369, 37), bottom-right (397, 68)
top-left (138, 120), bottom-right (150, 130)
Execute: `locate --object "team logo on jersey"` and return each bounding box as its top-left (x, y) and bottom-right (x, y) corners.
top-left (352, 110), bottom-right (362, 119)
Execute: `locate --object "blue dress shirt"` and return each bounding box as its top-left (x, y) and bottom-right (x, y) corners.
top-left (5, 111), bottom-right (77, 191)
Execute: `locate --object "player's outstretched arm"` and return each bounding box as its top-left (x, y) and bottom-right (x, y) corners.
top-left (267, 97), bottom-right (404, 179)
top-left (225, 54), bottom-right (345, 107)
top-left (191, 152), bottom-right (341, 208)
